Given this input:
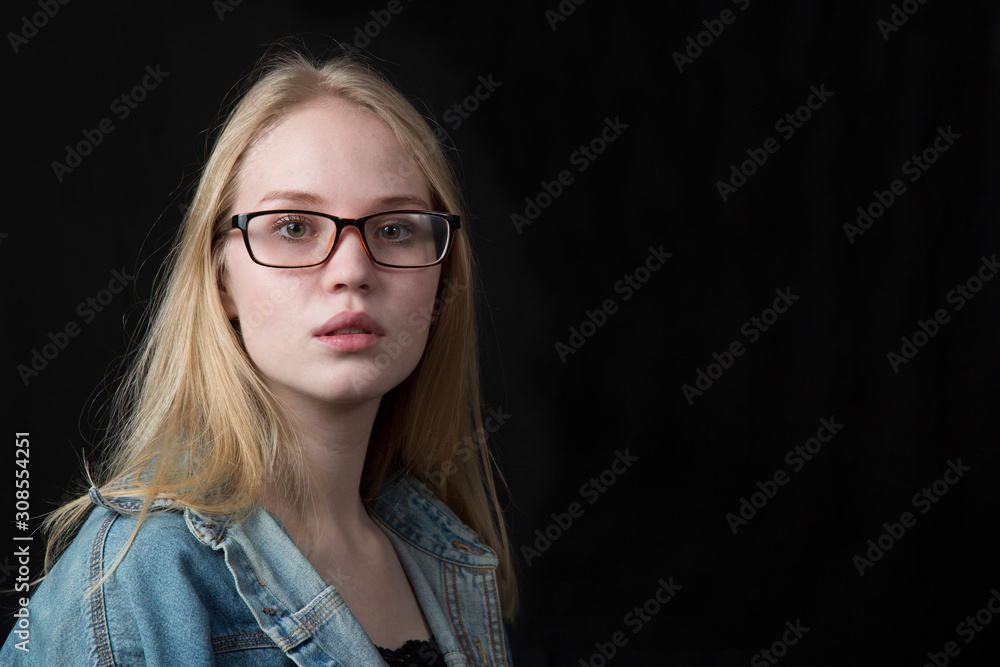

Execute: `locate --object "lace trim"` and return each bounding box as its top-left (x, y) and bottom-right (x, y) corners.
top-left (376, 637), bottom-right (446, 666)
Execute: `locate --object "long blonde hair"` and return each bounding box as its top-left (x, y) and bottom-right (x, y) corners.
top-left (44, 47), bottom-right (517, 618)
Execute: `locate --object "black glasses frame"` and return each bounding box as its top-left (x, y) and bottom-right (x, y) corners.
top-left (230, 209), bottom-right (461, 269)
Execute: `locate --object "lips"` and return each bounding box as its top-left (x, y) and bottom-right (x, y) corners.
top-left (314, 312), bottom-right (385, 353)
top-left (316, 312), bottom-right (385, 338)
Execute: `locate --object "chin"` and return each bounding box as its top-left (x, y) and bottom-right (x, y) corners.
top-left (309, 366), bottom-right (417, 404)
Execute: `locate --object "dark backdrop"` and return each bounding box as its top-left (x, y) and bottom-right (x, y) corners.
top-left (3, 1), bottom-right (999, 665)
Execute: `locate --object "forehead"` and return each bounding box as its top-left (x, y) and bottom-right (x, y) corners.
top-left (237, 98), bottom-right (431, 209)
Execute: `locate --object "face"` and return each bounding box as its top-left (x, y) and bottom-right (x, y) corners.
top-left (220, 98), bottom-right (443, 409)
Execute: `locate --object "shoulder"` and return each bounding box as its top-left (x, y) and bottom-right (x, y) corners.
top-left (50, 492), bottom-right (232, 596)
top-left (97, 504), bottom-right (234, 607)
top-left (1, 495), bottom-right (285, 666)
top-left (101, 502), bottom-right (218, 577)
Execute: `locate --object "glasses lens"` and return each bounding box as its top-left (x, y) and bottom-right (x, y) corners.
top-left (364, 212), bottom-right (451, 267)
top-left (246, 212), bottom-right (337, 267)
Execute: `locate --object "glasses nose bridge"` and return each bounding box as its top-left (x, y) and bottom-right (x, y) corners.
top-left (335, 215), bottom-right (369, 233)
top-left (325, 214), bottom-right (373, 263)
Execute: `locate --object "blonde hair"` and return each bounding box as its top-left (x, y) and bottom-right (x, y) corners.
top-left (43, 47), bottom-right (517, 618)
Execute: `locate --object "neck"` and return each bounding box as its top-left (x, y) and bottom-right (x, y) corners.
top-left (261, 390), bottom-right (383, 556)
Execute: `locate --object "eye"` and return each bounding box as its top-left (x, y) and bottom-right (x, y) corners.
top-left (271, 215), bottom-right (317, 240)
top-left (375, 221), bottom-right (412, 242)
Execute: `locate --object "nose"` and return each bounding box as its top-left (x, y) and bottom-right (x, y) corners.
top-left (319, 227), bottom-right (376, 292)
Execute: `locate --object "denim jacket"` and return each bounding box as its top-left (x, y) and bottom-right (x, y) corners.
top-left (1, 469), bottom-right (512, 666)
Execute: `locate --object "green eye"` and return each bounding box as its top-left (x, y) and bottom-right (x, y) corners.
top-left (284, 222), bottom-right (307, 238)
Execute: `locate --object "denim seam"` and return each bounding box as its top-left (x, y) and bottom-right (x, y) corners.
top-left (445, 561), bottom-right (475, 663)
top-left (88, 511), bottom-right (117, 667)
top-left (283, 590), bottom-right (343, 651)
top-left (480, 572), bottom-right (500, 667)
top-left (211, 631), bottom-right (277, 653)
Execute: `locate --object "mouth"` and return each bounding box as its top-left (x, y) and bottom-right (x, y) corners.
top-left (324, 327), bottom-right (373, 336)
top-left (315, 311), bottom-right (385, 352)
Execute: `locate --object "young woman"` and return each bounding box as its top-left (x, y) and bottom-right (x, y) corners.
top-left (2, 49), bottom-right (516, 666)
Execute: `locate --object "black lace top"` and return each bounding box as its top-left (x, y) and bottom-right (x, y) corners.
top-left (376, 637), bottom-right (446, 666)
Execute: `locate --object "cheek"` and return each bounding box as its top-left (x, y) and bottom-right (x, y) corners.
top-left (227, 263), bottom-right (307, 343)
top-left (398, 271), bottom-right (443, 334)
top-left (378, 272), bottom-right (443, 367)
top-left (238, 289), bottom-right (297, 341)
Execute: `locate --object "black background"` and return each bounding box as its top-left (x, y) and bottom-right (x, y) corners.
top-left (3, 0), bottom-right (1000, 665)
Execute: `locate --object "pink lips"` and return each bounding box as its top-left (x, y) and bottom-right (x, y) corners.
top-left (314, 311), bottom-right (385, 352)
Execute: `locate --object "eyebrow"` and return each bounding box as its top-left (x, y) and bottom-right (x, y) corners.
top-left (258, 189), bottom-right (327, 207)
top-left (257, 190), bottom-right (432, 212)
top-left (370, 194), bottom-right (433, 211)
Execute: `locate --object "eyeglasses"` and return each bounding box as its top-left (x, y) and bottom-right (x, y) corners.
top-left (230, 209), bottom-right (461, 269)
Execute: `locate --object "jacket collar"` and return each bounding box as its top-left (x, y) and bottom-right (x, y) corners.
top-left (367, 468), bottom-right (498, 568)
top-left (88, 485), bottom-right (182, 514)
top-left (89, 467), bottom-right (498, 568)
